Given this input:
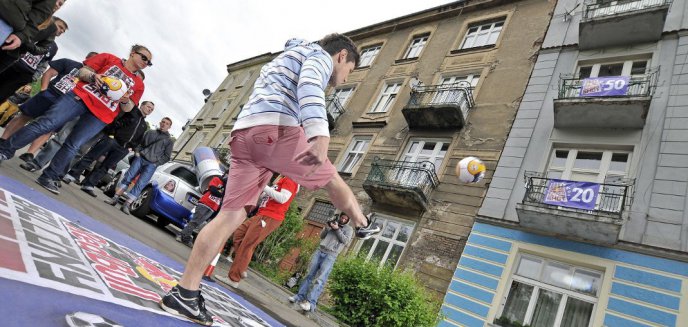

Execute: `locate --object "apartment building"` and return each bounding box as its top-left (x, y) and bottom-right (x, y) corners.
top-left (441, 0), bottom-right (688, 326)
top-left (174, 0), bottom-right (554, 304)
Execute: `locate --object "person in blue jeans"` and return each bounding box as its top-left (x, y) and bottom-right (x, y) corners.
top-left (0, 46), bottom-right (150, 194)
top-left (104, 117), bottom-right (173, 215)
top-left (289, 212), bottom-right (353, 312)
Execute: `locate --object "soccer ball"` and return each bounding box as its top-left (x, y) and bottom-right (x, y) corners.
top-left (456, 156), bottom-right (486, 184)
top-left (100, 76), bottom-right (129, 101)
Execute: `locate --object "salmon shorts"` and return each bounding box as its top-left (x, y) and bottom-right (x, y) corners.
top-left (220, 125), bottom-right (337, 210)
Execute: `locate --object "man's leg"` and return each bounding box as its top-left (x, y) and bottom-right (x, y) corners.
top-left (295, 250), bottom-right (325, 302)
top-left (227, 216), bottom-right (282, 282)
top-left (177, 209), bottom-right (247, 290)
top-left (81, 145), bottom-right (128, 188)
top-left (39, 110), bottom-right (106, 183)
top-left (305, 252), bottom-right (337, 311)
top-left (24, 132), bottom-right (53, 155)
top-left (178, 205), bottom-right (213, 243)
top-left (0, 94), bottom-right (85, 160)
top-left (0, 102), bottom-right (18, 125)
top-left (67, 136), bottom-right (113, 180)
top-left (127, 161), bottom-right (156, 199)
top-left (1, 114), bottom-right (31, 140)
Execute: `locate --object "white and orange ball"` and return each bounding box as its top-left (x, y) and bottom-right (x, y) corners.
top-left (100, 76), bottom-right (128, 101)
top-left (456, 156), bottom-right (486, 184)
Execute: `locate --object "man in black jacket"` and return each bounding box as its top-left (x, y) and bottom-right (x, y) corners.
top-left (105, 117), bottom-right (174, 214)
top-left (63, 101), bottom-right (154, 197)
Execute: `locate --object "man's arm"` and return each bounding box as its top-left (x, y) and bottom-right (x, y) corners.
top-left (333, 225), bottom-right (352, 245)
top-left (40, 67), bottom-right (58, 91)
top-left (3, 0), bottom-right (56, 50)
top-left (262, 185), bottom-right (292, 204)
top-left (159, 138), bottom-right (173, 164)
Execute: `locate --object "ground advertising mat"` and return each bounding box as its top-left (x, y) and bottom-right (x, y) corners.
top-left (0, 176), bottom-right (283, 327)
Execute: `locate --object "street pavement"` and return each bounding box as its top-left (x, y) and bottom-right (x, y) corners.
top-left (0, 152), bottom-right (341, 327)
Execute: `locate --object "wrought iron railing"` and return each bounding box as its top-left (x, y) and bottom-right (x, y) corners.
top-left (558, 69), bottom-right (659, 99)
top-left (326, 95), bottom-right (345, 123)
top-left (407, 83), bottom-right (475, 119)
top-left (364, 158), bottom-right (440, 200)
top-left (583, 0), bottom-right (672, 21)
top-left (522, 171), bottom-right (634, 219)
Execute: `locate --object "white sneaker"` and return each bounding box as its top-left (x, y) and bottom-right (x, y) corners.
top-left (226, 256), bottom-right (233, 262)
top-left (288, 295), bottom-right (299, 303)
top-left (215, 274), bottom-right (240, 288)
top-left (241, 271), bottom-right (248, 278)
top-left (299, 301), bottom-right (311, 311)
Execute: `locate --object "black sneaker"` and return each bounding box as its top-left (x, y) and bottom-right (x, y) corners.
top-left (20, 160), bottom-right (40, 172)
top-left (36, 177), bottom-right (60, 195)
top-left (355, 214), bottom-right (381, 240)
top-left (104, 197), bottom-right (118, 206)
top-left (159, 287), bottom-right (213, 326)
top-left (19, 153), bottom-right (34, 163)
top-left (120, 204), bottom-right (131, 215)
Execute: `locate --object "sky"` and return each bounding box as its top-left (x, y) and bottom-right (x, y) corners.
top-left (54, 0), bottom-right (456, 137)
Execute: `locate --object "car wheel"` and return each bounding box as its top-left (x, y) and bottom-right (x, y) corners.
top-left (103, 173), bottom-right (120, 197)
top-left (130, 187), bottom-right (152, 219)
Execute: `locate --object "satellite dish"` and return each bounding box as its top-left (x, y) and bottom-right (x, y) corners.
top-left (202, 89), bottom-right (212, 97)
top-left (409, 77), bottom-right (422, 89)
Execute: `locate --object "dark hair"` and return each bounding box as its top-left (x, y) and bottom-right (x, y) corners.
top-left (86, 52), bottom-right (98, 59)
top-left (319, 33), bottom-right (360, 67)
top-left (136, 70), bottom-right (146, 80)
top-left (141, 100), bottom-right (154, 107)
top-left (162, 117), bottom-right (172, 125)
top-left (53, 16), bottom-right (68, 29)
top-left (131, 44), bottom-right (151, 55)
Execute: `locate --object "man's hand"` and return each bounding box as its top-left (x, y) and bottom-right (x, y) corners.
top-left (294, 135), bottom-right (330, 175)
top-left (2, 34), bottom-right (21, 50)
top-left (329, 221), bottom-right (340, 230)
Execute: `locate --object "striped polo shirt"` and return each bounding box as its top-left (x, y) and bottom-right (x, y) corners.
top-left (233, 38), bottom-right (333, 139)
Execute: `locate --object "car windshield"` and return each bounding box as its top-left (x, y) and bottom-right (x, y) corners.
top-left (170, 167), bottom-right (199, 187)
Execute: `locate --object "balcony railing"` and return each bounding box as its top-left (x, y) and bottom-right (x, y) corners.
top-left (558, 70), bottom-right (658, 100)
top-left (326, 95), bottom-right (345, 124)
top-left (408, 83), bottom-right (475, 118)
top-left (364, 158), bottom-right (440, 200)
top-left (583, 0), bottom-right (672, 21)
top-left (522, 172), bottom-right (634, 219)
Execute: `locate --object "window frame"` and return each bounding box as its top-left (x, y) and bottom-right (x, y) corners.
top-left (576, 58), bottom-right (651, 78)
top-left (369, 82), bottom-right (402, 113)
top-left (305, 200), bottom-right (336, 224)
top-left (403, 33), bottom-right (430, 60)
top-left (354, 215), bottom-right (415, 269)
top-left (401, 138), bottom-right (451, 174)
top-left (497, 253), bottom-right (602, 327)
top-left (459, 18), bottom-right (505, 50)
top-left (338, 136), bottom-right (372, 174)
top-left (358, 44), bottom-right (382, 68)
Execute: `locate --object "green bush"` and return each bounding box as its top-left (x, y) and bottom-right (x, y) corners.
top-left (328, 255), bottom-right (441, 327)
top-left (253, 204), bottom-right (304, 266)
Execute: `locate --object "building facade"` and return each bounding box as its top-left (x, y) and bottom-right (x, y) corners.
top-left (441, 0), bottom-right (688, 326)
top-left (175, 0), bottom-right (555, 303)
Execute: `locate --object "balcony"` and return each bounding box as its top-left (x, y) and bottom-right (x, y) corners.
top-left (326, 95), bottom-right (345, 131)
top-left (553, 70), bottom-right (658, 129)
top-left (401, 83), bottom-right (474, 130)
top-left (362, 158), bottom-right (439, 212)
top-left (515, 172), bottom-right (634, 244)
top-left (579, 0), bottom-right (671, 49)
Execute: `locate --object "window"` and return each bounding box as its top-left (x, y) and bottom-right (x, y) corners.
top-left (237, 70), bottom-right (253, 87)
top-left (577, 59), bottom-right (649, 78)
top-left (370, 82), bottom-right (401, 113)
top-left (359, 44), bottom-right (382, 67)
top-left (213, 99), bottom-right (231, 119)
top-left (403, 34), bottom-right (429, 59)
top-left (431, 75), bottom-right (480, 109)
top-left (356, 216), bottom-right (414, 268)
top-left (328, 87), bottom-right (355, 121)
top-left (547, 148), bottom-right (631, 212)
top-left (170, 167), bottom-right (199, 188)
top-left (306, 201), bottom-right (336, 224)
top-left (339, 136), bottom-right (371, 174)
top-left (498, 254), bottom-right (602, 327)
top-left (460, 19), bottom-right (505, 49)
top-left (402, 139), bottom-right (450, 174)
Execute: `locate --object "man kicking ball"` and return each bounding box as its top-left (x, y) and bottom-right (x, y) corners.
top-left (159, 33), bottom-right (381, 325)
